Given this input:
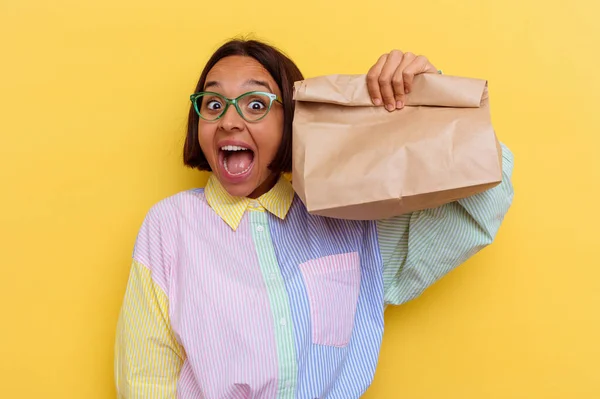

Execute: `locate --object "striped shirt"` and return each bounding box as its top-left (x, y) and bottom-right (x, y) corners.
top-left (114, 144), bottom-right (514, 399)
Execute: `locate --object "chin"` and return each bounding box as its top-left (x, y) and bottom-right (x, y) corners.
top-left (213, 165), bottom-right (274, 199)
top-left (223, 183), bottom-right (255, 198)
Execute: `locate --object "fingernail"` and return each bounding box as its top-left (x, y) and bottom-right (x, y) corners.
top-left (373, 98), bottom-right (382, 106)
top-left (396, 100), bottom-right (403, 109)
top-left (386, 104), bottom-right (395, 111)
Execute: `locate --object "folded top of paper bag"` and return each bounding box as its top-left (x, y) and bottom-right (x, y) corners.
top-left (293, 73), bottom-right (487, 108)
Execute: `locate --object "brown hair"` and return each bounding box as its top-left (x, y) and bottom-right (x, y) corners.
top-left (183, 39), bottom-right (304, 174)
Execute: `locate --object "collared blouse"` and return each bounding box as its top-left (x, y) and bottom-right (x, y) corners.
top-left (114, 144), bottom-right (514, 399)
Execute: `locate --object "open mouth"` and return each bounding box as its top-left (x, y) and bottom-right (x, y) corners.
top-left (219, 145), bottom-right (256, 178)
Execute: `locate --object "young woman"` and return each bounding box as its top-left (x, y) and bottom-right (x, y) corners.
top-left (115, 39), bottom-right (514, 399)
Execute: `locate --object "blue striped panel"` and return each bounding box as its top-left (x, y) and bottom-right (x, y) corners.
top-left (268, 200), bottom-right (385, 399)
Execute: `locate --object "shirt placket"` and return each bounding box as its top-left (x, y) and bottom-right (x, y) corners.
top-left (249, 209), bottom-right (298, 399)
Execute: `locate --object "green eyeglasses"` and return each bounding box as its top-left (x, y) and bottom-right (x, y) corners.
top-left (190, 91), bottom-right (283, 122)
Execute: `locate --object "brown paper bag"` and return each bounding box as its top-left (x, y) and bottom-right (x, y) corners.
top-left (292, 73), bottom-right (502, 220)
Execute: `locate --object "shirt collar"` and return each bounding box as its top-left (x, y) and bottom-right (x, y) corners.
top-left (204, 173), bottom-right (295, 231)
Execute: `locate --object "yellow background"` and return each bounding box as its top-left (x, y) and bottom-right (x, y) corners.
top-left (1, 0), bottom-right (598, 397)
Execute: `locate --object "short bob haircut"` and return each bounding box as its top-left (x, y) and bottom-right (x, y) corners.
top-left (183, 39), bottom-right (304, 174)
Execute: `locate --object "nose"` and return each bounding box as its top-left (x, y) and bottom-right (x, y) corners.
top-left (217, 104), bottom-right (245, 132)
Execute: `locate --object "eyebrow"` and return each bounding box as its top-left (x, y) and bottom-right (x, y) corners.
top-left (243, 79), bottom-right (273, 92)
top-left (204, 81), bottom-right (221, 90)
top-left (203, 79), bottom-right (273, 92)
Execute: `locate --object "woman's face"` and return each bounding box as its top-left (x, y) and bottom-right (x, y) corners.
top-left (198, 56), bottom-right (284, 198)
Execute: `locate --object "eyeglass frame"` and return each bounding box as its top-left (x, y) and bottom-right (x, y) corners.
top-left (189, 91), bottom-right (283, 122)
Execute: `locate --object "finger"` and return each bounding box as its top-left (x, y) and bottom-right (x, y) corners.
top-left (366, 54), bottom-right (388, 106)
top-left (378, 50), bottom-right (404, 111)
top-left (391, 52), bottom-right (416, 108)
top-left (402, 55), bottom-right (438, 94)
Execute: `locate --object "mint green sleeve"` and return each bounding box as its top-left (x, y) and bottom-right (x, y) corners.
top-left (377, 143), bottom-right (515, 306)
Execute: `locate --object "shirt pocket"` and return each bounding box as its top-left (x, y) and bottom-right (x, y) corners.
top-left (299, 252), bottom-right (361, 347)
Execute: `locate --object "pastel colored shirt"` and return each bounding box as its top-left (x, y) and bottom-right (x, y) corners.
top-left (115, 144), bottom-right (514, 399)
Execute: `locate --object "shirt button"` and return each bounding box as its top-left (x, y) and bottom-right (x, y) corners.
top-left (256, 225), bottom-right (264, 232)
top-left (285, 381), bottom-right (292, 388)
top-left (279, 317), bottom-right (286, 326)
top-left (269, 272), bottom-right (277, 280)
top-left (250, 201), bottom-right (259, 208)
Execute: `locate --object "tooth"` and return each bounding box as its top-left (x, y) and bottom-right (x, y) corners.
top-left (221, 145), bottom-right (251, 152)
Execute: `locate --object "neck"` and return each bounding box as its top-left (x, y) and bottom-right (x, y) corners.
top-left (248, 173), bottom-right (279, 199)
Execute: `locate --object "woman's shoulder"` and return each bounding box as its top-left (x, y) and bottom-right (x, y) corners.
top-left (142, 187), bottom-right (209, 224)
